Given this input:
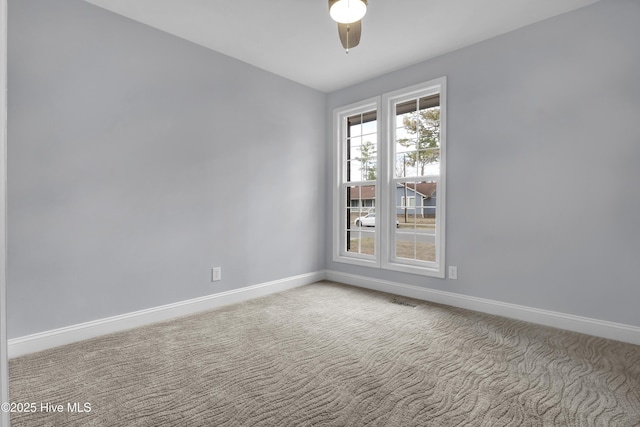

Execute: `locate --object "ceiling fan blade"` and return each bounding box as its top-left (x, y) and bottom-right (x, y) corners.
top-left (337, 20), bottom-right (361, 50)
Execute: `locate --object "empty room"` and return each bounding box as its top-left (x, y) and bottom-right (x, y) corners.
top-left (1, 0), bottom-right (639, 426)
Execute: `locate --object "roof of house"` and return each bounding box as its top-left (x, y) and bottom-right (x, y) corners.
top-left (403, 182), bottom-right (437, 198)
top-left (349, 183), bottom-right (437, 199)
top-left (349, 186), bottom-right (376, 200)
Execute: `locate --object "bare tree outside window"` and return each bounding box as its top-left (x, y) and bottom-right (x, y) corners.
top-left (355, 140), bottom-right (377, 181)
top-left (397, 107), bottom-right (440, 176)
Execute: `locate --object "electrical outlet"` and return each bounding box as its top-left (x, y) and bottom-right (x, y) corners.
top-left (448, 266), bottom-right (458, 280)
top-left (212, 267), bottom-right (222, 282)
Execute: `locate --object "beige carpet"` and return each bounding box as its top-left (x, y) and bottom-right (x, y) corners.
top-left (9, 281), bottom-right (640, 426)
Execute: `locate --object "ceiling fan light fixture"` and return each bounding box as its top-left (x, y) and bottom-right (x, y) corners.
top-left (329, 0), bottom-right (367, 24)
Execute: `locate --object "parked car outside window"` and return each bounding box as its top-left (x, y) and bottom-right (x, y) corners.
top-left (354, 213), bottom-right (399, 228)
top-left (355, 213), bottom-right (376, 227)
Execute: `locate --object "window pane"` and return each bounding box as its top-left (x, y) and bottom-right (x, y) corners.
top-left (395, 126), bottom-right (412, 144)
top-left (394, 95), bottom-right (441, 179)
top-left (347, 136), bottom-right (362, 159)
top-left (395, 238), bottom-right (416, 260)
top-left (358, 141), bottom-right (377, 181)
top-left (346, 159), bottom-right (362, 182)
top-left (347, 159), bottom-right (376, 182)
top-left (349, 232), bottom-right (376, 255)
top-left (347, 122), bottom-right (378, 182)
top-left (348, 121), bottom-right (362, 137)
top-left (347, 186), bottom-right (361, 210)
top-left (396, 135), bottom-right (415, 153)
top-left (415, 102), bottom-right (440, 175)
top-left (346, 184), bottom-right (376, 256)
top-left (396, 151), bottom-right (422, 178)
top-left (395, 181), bottom-right (437, 262)
top-left (416, 242), bottom-right (436, 262)
top-left (362, 118), bottom-right (377, 136)
top-left (396, 99), bottom-right (417, 124)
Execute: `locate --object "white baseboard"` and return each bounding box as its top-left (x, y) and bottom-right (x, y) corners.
top-left (8, 271), bottom-right (325, 358)
top-left (10, 269), bottom-right (640, 359)
top-left (326, 270), bottom-right (640, 346)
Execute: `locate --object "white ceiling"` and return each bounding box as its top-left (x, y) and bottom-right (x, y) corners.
top-left (83, 0), bottom-right (600, 93)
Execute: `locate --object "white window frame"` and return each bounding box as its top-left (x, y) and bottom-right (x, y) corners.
top-left (332, 97), bottom-right (381, 268)
top-left (382, 78), bottom-right (446, 277)
top-left (333, 77), bottom-right (446, 277)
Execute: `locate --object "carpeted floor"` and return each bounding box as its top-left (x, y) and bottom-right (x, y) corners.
top-left (8, 281), bottom-right (640, 426)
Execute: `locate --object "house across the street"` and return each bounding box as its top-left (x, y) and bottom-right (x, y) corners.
top-left (349, 183), bottom-right (437, 217)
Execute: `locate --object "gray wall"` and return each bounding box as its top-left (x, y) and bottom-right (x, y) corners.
top-left (8, 0), bottom-right (326, 338)
top-left (9, 0), bottom-right (640, 339)
top-left (327, 0), bottom-right (640, 327)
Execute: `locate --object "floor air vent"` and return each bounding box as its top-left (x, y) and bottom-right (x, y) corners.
top-left (390, 298), bottom-right (417, 308)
